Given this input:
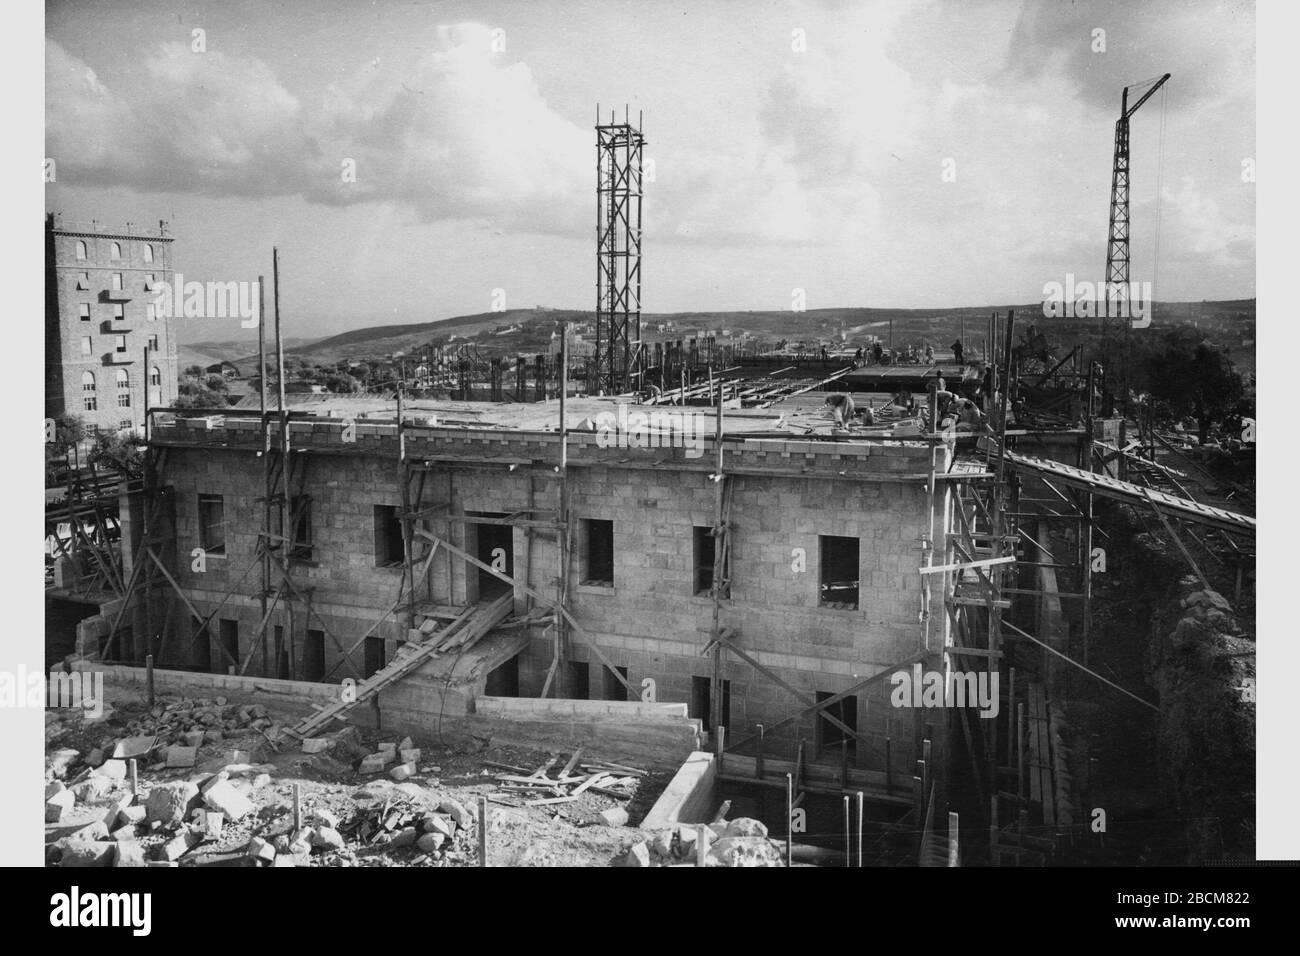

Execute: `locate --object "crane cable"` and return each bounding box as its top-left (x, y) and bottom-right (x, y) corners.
top-left (1152, 83), bottom-right (1168, 309)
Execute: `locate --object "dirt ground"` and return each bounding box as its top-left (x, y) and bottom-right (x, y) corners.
top-left (44, 690), bottom-right (672, 868)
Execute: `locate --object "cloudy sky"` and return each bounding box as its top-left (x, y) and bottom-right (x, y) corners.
top-left (45, 0), bottom-right (1256, 339)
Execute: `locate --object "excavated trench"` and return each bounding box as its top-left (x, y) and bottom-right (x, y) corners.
top-left (1050, 503), bottom-right (1255, 864)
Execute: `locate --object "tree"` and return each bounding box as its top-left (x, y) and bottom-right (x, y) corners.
top-left (87, 430), bottom-right (145, 480)
top-left (323, 373), bottom-right (359, 394)
top-left (45, 413), bottom-right (86, 484)
top-left (1134, 326), bottom-right (1243, 444)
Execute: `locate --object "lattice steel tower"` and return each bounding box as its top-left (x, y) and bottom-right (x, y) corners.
top-left (594, 107), bottom-right (645, 395)
top-left (1104, 73), bottom-right (1169, 338)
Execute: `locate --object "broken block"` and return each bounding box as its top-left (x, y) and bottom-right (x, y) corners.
top-left (302, 737), bottom-right (330, 755)
top-left (289, 827), bottom-right (315, 855)
top-left (199, 770), bottom-right (230, 795)
top-left (202, 811), bottom-right (225, 839)
top-left (113, 841), bottom-right (148, 867)
top-left (624, 842), bottom-right (652, 867)
top-left (422, 814), bottom-right (454, 839)
top-left (438, 798), bottom-right (473, 830)
top-left (246, 836), bottom-right (276, 864)
top-left (389, 762), bottom-right (416, 781)
top-left (596, 807), bottom-right (629, 828)
top-left (60, 840), bottom-right (116, 868)
top-left (45, 789), bottom-right (76, 823)
top-left (47, 748), bottom-right (80, 779)
top-left (308, 808), bottom-right (339, 829)
top-left (399, 748), bottom-right (421, 764)
top-left (116, 805), bottom-right (147, 829)
top-left (91, 759), bottom-right (128, 782)
top-left (358, 753), bottom-right (389, 774)
top-left (69, 820), bottom-right (109, 843)
top-left (312, 827), bottom-right (345, 851)
top-left (165, 745), bottom-right (197, 768)
top-left (145, 781), bottom-right (200, 826)
top-left (157, 827), bottom-right (202, 862)
top-left (69, 775), bottom-right (116, 803)
top-left (203, 781), bottom-right (255, 820)
top-left (416, 832), bottom-right (445, 853)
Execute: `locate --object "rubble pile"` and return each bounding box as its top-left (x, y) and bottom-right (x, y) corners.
top-left (339, 793), bottom-right (479, 864)
top-left (122, 697), bottom-right (277, 750)
top-left (45, 744), bottom-right (276, 867)
top-left (623, 817), bottom-right (785, 868)
top-left (47, 695), bottom-right (665, 867)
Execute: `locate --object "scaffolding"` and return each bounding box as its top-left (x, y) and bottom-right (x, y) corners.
top-left (593, 107), bottom-right (644, 396)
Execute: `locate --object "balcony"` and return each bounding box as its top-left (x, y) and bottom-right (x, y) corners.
top-left (101, 288), bottom-right (132, 303)
top-left (102, 352), bottom-right (135, 366)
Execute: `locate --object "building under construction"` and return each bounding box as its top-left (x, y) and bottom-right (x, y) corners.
top-left (50, 106), bottom-right (1256, 867)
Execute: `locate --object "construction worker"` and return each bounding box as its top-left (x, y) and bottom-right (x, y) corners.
top-left (823, 392), bottom-right (856, 428)
top-left (889, 388), bottom-right (915, 414)
top-left (952, 398), bottom-right (986, 431)
top-left (951, 339), bottom-right (964, 365)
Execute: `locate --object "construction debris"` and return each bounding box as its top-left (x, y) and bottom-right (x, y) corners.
top-left (489, 753), bottom-right (645, 807)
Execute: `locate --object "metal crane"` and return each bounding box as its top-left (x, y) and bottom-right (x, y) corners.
top-left (1104, 72), bottom-right (1170, 416)
top-left (1104, 72), bottom-right (1170, 327)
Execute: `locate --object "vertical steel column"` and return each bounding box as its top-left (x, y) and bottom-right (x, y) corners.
top-left (595, 107), bottom-right (645, 395)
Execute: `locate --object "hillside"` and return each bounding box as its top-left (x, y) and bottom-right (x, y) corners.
top-left (203, 300), bottom-right (1254, 373)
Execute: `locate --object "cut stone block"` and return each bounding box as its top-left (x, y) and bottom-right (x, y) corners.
top-left (60, 840), bottom-right (116, 867)
top-left (145, 781), bottom-right (200, 826)
top-left (358, 753), bottom-right (389, 773)
top-left (46, 789), bottom-right (76, 823)
top-left (158, 827), bottom-right (202, 862)
top-left (165, 746), bottom-right (197, 768)
top-left (203, 781), bottom-right (254, 820)
top-left (247, 836), bottom-right (276, 863)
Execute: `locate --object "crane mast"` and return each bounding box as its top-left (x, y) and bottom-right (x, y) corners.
top-left (1104, 72), bottom-right (1170, 410)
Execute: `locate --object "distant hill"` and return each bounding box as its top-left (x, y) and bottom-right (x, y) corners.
top-left (186, 299), bottom-right (1253, 371)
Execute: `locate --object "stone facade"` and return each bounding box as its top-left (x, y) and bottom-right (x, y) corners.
top-left (129, 416), bottom-right (954, 778)
top-left (45, 213), bottom-right (179, 433)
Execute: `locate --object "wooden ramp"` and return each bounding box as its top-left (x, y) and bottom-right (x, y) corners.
top-left (1001, 449), bottom-right (1255, 538)
top-left (282, 591), bottom-right (515, 741)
